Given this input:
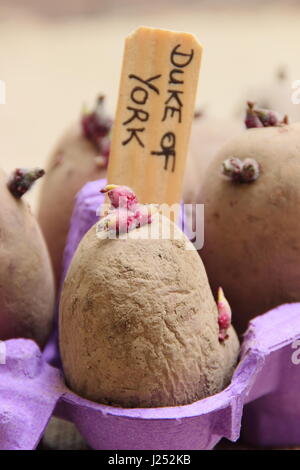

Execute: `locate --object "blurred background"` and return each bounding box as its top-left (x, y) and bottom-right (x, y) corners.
top-left (1, 0), bottom-right (300, 209)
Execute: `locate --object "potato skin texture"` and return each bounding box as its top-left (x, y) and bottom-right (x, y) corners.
top-left (38, 123), bottom-right (106, 288)
top-left (183, 118), bottom-right (242, 203)
top-left (60, 215), bottom-right (239, 408)
top-left (0, 170), bottom-right (55, 347)
top-left (199, 123), bottom-right (300, 336)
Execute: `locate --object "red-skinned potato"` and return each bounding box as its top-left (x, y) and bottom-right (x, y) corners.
top-left (199, 103), bottom-right (300, 336)
top-left (0, 168), bottom-right (55, 347)
top-left (37, 96), bottom-right (112, 288)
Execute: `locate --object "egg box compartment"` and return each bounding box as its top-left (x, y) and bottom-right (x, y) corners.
top-left (0, 180), bottom-right (300, 450)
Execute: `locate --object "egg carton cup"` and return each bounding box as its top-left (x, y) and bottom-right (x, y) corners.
top-left (1, 180), bottom-right (299, 449)
top-left (241, 304), bottom-right (300, 448)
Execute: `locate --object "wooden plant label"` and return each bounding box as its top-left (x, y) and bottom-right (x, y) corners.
top-left (107, 26), bottom-right (203, 205)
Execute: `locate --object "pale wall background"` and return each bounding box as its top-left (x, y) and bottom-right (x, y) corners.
top-left (1, 1), bottom-right (300, 209)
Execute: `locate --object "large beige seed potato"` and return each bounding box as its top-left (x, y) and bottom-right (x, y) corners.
top-left (60, 214), bottom-right (239, 408)
top-left (199, 122), bottom-right (300, 336)
top-left (0, 169), bottom-right (55, 347)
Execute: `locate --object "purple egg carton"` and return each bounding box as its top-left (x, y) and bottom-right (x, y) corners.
top-left (241, 307), bottom-right (300, 448)
top-left (0, 179), bottom-right (300, 450)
